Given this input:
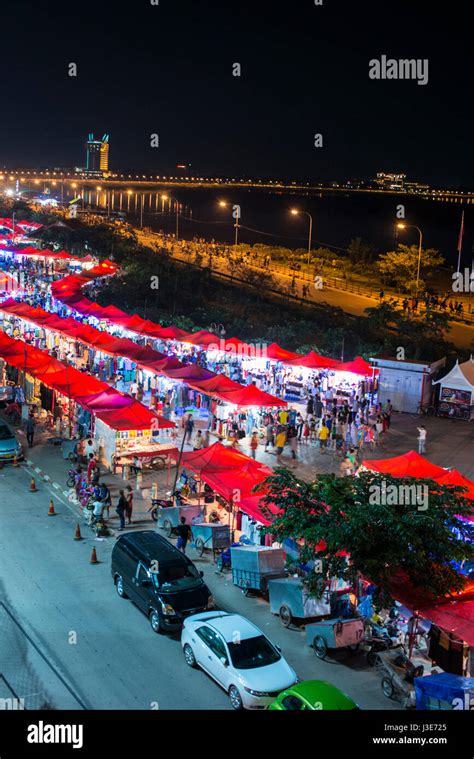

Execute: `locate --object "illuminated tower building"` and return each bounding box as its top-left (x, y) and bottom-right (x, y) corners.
top-left (100, 135), bottom-right (109, 172)
top-left (86, 133), bottom-right (110, 174)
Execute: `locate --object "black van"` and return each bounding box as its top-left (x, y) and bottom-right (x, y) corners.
top-left (111, 530), bottom-right (212, 633)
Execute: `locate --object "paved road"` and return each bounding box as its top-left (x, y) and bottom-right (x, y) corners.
top-left (138, 229), bottom-right (474, 350)
top-left (0, 462), bottom-right (400, 711)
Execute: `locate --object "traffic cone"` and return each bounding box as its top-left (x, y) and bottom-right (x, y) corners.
top-left (90, 547), bottom-right (99, 564)
top-left (12, 454), bottom-right (19, 467)
top-left (74, 523), bottom-right (82, 541)
top-left (48, 499), bottom-right (56, 516)
top-left (29, 477), bottom-right (38, 492)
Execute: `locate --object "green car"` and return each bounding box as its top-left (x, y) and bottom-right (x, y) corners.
top-left (268, 680), bottom-right (359, 710)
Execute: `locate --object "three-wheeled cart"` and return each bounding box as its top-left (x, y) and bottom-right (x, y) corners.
top-left (157, 504), bottom-right (204, 537)
top-left (374, 645), bottom-right (425, 707)
top-left (306, 617), bottom-right (365, 659)
top-left (231, 545), bottom-right (286, 596)
top-left (414, 672), bottom-right (474, 710)
top-left (191, 522), bottom-right (231, 560)
top-left (268, 577), bottom-right (331, 627)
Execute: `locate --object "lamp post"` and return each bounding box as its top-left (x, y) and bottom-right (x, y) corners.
top-left (161, 195), bottom-right (180, 239)
top-left (218, 201), bottom-right (240, 246)
top-left (396, 222), bottom-right (423, 293)
top-left (290, 208), bottom-right (313, 266)
top-left (140, 193), bottom-right (145, 228)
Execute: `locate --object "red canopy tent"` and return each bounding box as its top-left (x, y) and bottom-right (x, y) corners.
top-left (170, 441), bottom-right (271, 476)
top-left (218, 384), bottom-right (287, 407)
top-left (388, 571), bottom-right (474, 646)
top-left (338, 356), bottom-right (374, 375)
top-left (362, 450), bottom-right (446, 480)
top-left (95, 403), bottom-right (175, 431)
top-left (74, 390), bottom-right (135, 411)
top-left (237, 494), bottom-right (281, 526)
top-left (285, 350), bottom-right (342, 369)
top-left (435, 469), bottom-right (474, 500)
top-left (265, 343), bottom-right (302, 362)
top-left (181, 329), bottom-right (220, 346)
top-left (154, 325), bottom-right (190, 341)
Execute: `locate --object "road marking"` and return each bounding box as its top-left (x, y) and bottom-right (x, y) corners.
top-left (52, 482), bottom-right (61, 490)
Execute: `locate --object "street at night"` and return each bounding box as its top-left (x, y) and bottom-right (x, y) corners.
top-left (0, 0), bottom-right (472, 755)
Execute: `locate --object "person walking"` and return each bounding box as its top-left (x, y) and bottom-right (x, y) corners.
top-left (193, 429), bottom-right (203, 450)
top-left (84, 438), bottom-right (95, 462)
top-left (264, 421), bottom-right (275, 451)
top-left (183, 413), bottom-right (194, 443)
top-left (176, 516), bottom-right (191, 553)
top-left (275, 426), bottom-right (287, 464)
top-left (250, 431), bottom-right (259, 459)
top-left (25, 415), bottom-right (36, 447)
top-left (125, 485), bottom-right (134, 525)
top-left (318, 421), bottom-right (329, 452)
top-left (417, 425), bottom-right (427, 454)
top-left (99, 482), bottom-right (111, 518)
top-left (116, 490), bottom-right (127, 530)
top-left (287, 425), bottom-right (298, 461)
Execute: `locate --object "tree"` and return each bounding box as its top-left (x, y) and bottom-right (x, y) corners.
top-left (377, 244), bottom-right (444, 294)
top-left (347, 237), bottom-right (376, 264)
top-left (257, 469), bottom-right (474, 608)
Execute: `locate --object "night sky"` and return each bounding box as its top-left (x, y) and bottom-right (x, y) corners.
top-left (1, 0), bottom-right (472, 186)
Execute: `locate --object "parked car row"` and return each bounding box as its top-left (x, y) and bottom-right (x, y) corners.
top-left (111, 530), bottom-right (358, 710)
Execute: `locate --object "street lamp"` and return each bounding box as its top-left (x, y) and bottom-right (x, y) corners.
top-left (218, 201), bottom-right (240, 246)
top-left (162, 195), bottom-right (180, 239)
top-left (396, 222), bottom-right (423, 293)
top-left (290, 208), bottom-right (313, 265)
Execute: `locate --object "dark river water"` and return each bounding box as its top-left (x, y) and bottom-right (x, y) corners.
top-left (86, 185), bottom-right (473, 266)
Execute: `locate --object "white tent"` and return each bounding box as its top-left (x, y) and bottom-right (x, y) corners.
top-left (433, 358), bottom-right (474, 421)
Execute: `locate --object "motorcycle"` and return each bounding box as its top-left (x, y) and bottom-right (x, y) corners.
top-left (4, 401), bottom-right (21, 425)
top-left (66, 466), bottom-right (81, 488)
top-left (147, 490), bottom-right (187, 522)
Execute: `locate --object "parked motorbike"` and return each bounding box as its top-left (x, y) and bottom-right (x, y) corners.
top-left (4, 401), bottom-right (21, 425)
top-left (147, 490), bottom-right (187, 521)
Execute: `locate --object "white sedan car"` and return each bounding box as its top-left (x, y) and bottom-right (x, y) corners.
top-left (181, 611), bottom-right (298, 709)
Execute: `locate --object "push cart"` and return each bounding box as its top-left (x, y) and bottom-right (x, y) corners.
top-left (231, 545), bottom-right (286, 596)
top-left (306, 617), bottom-right (365, 659)
top-left (374, 645), bottom-right (425, 707)
top-left (268, 577), bottom-right (331, 627)
top-left (191, 522), bottom-right (231, 560)
top-left (157, 504), bottom-right (204, 537)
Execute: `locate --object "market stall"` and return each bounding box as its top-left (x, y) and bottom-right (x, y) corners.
top-left (433, 358), bottom-right (474, 421)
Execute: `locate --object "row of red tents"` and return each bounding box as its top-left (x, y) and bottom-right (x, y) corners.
top-left (51, 265), bottom-right (374, 375)
top-left (0, 331), bottom-right (173, 431)
top-left (15, 246), bottom-right (74, 260)
top-left (0, 299), bottom-right (286, 408)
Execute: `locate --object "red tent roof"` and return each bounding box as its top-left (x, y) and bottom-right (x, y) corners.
top-left (95, 403), bottom-right (175, 431)
top-left (435, 469), bottom-right (474, 500)
top-left (266, 342), bottom-right (302, 362)
top-left (219, 384), bottom-right (287, 407)
top-left (362, 450), bottom-right (446, 479)
top-left (154, 325), bottom-right (190, 340)
top-left (74, 390), bottom-right (135, 411)
top-left (388, 571), bottom-right (474, 645)
top-left (286, 350), bottom-right (341, 369)
top-left (172, 441), bottom-right (272, 476)
top-left (181, 329), bottom-right (220, 346)
top-left (237, 495), bottom-right (281, 526)
top-left (338, 356), bottom-right (374, 375)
